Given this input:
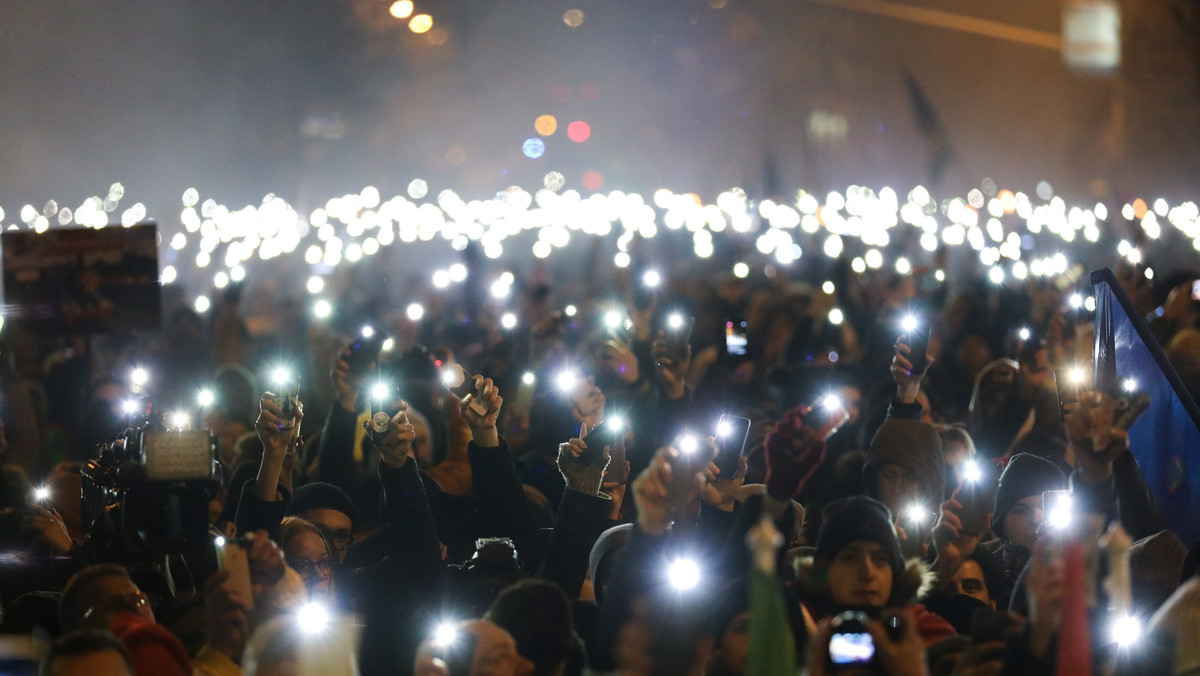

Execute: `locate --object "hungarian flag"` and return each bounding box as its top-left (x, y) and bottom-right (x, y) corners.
top-left (1092, 268), bottom-right (1200, 543)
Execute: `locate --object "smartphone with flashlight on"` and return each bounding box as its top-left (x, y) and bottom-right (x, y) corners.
top-left (278, 378), bottom-right (301, 427)
top-left (828, 610), bottom-right (875, 667)
top-left (956, 463), bottom-right (998, 536)
top-left (580, 416), bottom-right (626, 465)
top-left (442, 363), bottom-right (490, 416)
top-left (368, 381), bottom-right (405, 444)
top-left (666, 434), bottom-right (715, 503)
top-left (664, 314), bottom-right (695, 362)
top-left (905, 321), bottom-right (932, 374)
top-left (216, 535), bottom-right (255, 611)
top-left (1111, 382), bottom-right (1151, 431)
top-left (345, 324), bottom-right (386, 377)
top-left (714, 414), bottom-right (751, 477)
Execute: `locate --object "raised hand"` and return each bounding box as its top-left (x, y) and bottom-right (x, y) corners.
top-left (556, 423), bottom-right (611, 496)
top-left (632, 445), bottom-right (703, 535)
top-left (460, 375), bottom-right (502, 448)
top-left (892, 335), bottom-right (933, 404)
top-left (364, 399), bottom-right (417, 468)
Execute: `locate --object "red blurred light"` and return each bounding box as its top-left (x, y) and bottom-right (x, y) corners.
top-left (582, 170), bottom-right (604, 191)
top-left (567, 121), bottom-right (591, 143)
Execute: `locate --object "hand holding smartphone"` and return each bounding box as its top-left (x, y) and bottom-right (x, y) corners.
top-left (442, 363), bottom-right (489, 416)
top-left (216, 536), bottom-right (255, 611)
top-left (714, 414), bottom-right (751, 477)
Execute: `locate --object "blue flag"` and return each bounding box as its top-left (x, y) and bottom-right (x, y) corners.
top-left (1092, 268), bottom-right (1200, 543)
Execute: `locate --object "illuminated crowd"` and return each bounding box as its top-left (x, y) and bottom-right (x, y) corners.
top-left (3, 238), bottom-right (1200, 676)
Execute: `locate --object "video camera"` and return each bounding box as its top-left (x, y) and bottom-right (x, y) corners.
top-left (80, 399), bottom-right (221, 562)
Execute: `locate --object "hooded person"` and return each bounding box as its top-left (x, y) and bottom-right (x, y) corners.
top-left (985, 453), bottom-right (1066, 609)
top-left (792, 496), bottom-right (955, 647)
top-left (862, 419), bottom-right (945, 519)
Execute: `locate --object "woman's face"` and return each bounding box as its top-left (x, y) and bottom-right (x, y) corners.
top-left (285, 530), bottom-right (334, 600)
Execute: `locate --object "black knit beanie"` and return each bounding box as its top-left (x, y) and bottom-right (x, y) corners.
top-left (286, 481), bottom-right (361, 526)
top-left (815, 496), bottom-right (903, 579)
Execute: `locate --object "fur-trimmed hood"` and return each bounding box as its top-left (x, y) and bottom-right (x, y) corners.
top-left (790, 555), bottom-right (938, 616)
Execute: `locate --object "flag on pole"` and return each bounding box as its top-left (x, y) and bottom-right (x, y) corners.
top-left (1091, 268), bottom-right (1200, 543)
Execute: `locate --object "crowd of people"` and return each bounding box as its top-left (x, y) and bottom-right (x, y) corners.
top-left (1, 249), bottom-right (1200, 676)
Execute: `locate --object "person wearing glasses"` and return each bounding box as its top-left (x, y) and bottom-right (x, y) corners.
top-left (279, 516), bottom-right (336, 602)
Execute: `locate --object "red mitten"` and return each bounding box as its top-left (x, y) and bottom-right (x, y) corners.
top-left (764, 405), bottom-right (828, 500)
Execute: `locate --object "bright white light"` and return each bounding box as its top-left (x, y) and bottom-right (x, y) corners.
top-left (214, 536), bottom-right (226, 548)
top-left (195, 295), bottom-right (211, 313)
top-left (901, 315), bottom-right (919, 333)
top-left (1110, 615), bottom-right (1141, 648)
top-left (821, 394), bottom-right (842, 410)
top-left (381, 338), bottom-right (395, 352)
top-left (197, 389), bottom-right (215, 407)
top-left (564, 304), bottom-right (577, 317)
top-left (122, 400), bottom-right (139, 415)
top-left (604, 311), bottom-right (623, 329)
top-left (717, 420), bottom-right (732, 436)
top-left (130, 367), bottom-right (149, 387)
top-left (733, 262), bottom-right (749, 278)
top-left (608, 416), bottom-right (625, 432)
top-left (1123, 378), bottom-right (1137, 392)
top-left (271, 367), bottom-right (292, 387)
top-left (643, 270), bottom-right (661, 288)
top-left (828, 308), bottom-right (844, 325)
top-left (988, 267), bottom-right (1005, 284)
top-left (360, 325), bottom-right (375, 339)
top-left (432, 270), bottom-right (451, 289)
top-left (433, 622), bottom-right (458, 649)
top-left (667, 313), bottom-right (685, 330)
top-left (440, 368), bottom-right (460, 387)
top-left (1068, 367), bottom-right (1087, 385)
top-left (905, 504), bottom-right (929, 525)
top-left (1019, 327), bottom-right (1031, 341)
top-left (1048, 494), bottom-right (1073, 530)
top-left (677, 435), bottom-right (698, 454)
top-left (313, 299), bottom-right (332, 319)
top-left (962, 460), bottom-right (982, 483)
top-left (297, 603), bottom-right (330, 635)
top-left (1069, 293), bottom-right (1084, 309)
top-left (371, 383), bottom-right (390, 401)
top-left (667, 558), bottom-right (701, 591)
top-left (448, 263), bottom-right (468, 283)
top-left (161, 266), bottom-right (177, 284)
top-left (406, 303), bottom-right (425, 321)
top-left (822, 281), bottom-right (835, 294)
top-left (500, 312), bottom-right (518, 329)
top-left (33, 486), bottom-right (50, 502)
top-left (522, 372), bottom-right (536, 386)
top-left (490, 279), bottom-right (511, 299)
top-left (170, 412), bottom-right (189, 429)
top-left (555, 370), bottom-right (577, 392)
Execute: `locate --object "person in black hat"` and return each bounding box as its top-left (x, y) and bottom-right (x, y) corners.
top-left (285, 481), bottom-right (360, 565)
top-left (794, 496), bottom-right (955, 646)
top-left (984, 453), bottom-right (1066, 609)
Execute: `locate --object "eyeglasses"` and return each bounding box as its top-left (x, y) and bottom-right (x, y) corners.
top-left (317, 526), bottom-right (354, 553)
top-left (289, 557), bottom-right (333, 577)
top-left (82, 590), bottom-right (150, 622)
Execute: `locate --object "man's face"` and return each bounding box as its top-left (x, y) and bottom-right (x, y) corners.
top-left (826, 541), bottom-right (894, 607)
top-left (46, 649), bottom-right (133, 676)
top-left (297, 507), bottom-right (354, 564)
top-left (465, 621), bottom-right (534, 676)
top-left (78, 575), bottom-right (155, 631)
top-left (949, 559), bottom-right (994, 608)
top-left (876, 463), bottom-right (918, 515)
top-left (1002, 495), bottom-right (1043, 550)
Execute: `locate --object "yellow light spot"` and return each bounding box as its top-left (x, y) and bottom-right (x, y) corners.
top-left (409, 14), bottom-right (433, 33)
top-left (563, 9), bottom-right (584, 27)
top-left (389, 0), bottom-right (413, 18)
top-left (535, 115), bottom-right (558, 136)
